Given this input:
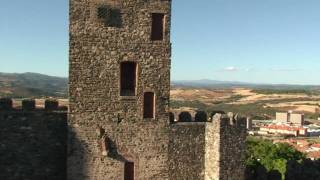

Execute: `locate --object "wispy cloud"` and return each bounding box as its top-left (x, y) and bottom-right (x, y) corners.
top-left (219, 66), bottom-right (254, 72)
top-left (219, 67), bottom-right (302, 73)
top-left (270, 68), bottom-right (302, 72)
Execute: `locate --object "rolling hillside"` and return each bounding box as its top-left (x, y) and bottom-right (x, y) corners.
top-left (1, 72), bottom-right (319, 100)
top-left (0, 72), bottom-right (68, 98)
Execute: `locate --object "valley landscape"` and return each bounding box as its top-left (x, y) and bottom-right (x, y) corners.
top-left (1, 72), bottom-right (319, 120)
top-left (0, 72), bottom-right (68, 98)
top-left (171, 82), bottom-right (320, 120)
top-left (1, 75), bottom-right (320, 179)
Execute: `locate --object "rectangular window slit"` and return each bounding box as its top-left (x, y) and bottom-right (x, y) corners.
top-left (120, 62), bottom-right (137, 96)
top-left (124, 162), bottom-right (134, 180)
top-left (143, 92), bottom-right (155, 118)
top-left (151, 13), bottom-right (165, 41)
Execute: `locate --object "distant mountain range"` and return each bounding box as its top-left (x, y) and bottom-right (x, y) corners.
top-left (0, 72), bottom-right (68, 98)
top-left (0, 72), bottom-right (319, 98)
top-left (172, 79), bottom-right (320, 90)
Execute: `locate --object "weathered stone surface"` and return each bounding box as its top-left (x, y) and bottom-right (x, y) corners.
top-left (0, 109), bottom-right (67, 180)
top-left (169, 122), bottom-right (206, 179)
top-left (169, 114), bottom-right (247, 180)
top-left (1, 1), bottom-right (248, 180)
top-left (69, 0), bottom-right (247, 179)
top-left (69, 0), bottom-right (172, 179)
top-left (217, 114), bottom-right (247, 180)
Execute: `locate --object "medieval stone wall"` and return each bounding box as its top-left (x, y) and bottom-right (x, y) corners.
top-left (216, 113), bottom-right (247, 180)
top-left (204, 117), bottom-right (220, 179)
top-left (69, 0), bottom-right (171, 116)
top-left (68, 113), bottom-right (170, 180)
top-left (168, 113), bottom-right (247, 180)
top-left (69, 0), bottom-right (172, 179)
top-left (0, 99), bottom-right (67, 180)
top-left (0, 0), bottom-right (249, 179)
top-left (69, 0), bottom-right (248, 179)
top-left (169, 122), bottom-right (206, 179)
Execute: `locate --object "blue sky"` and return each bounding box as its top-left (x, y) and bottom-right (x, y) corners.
top-left (0, 0), bottom-right (319, 85)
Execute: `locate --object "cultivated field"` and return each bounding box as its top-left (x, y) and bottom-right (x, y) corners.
top-left (170, 87), bottom-right (320, 119)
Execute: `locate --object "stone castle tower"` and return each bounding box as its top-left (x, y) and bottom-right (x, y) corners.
top-left (69, 0), bottom-right (172, 179)
top-left (69, 0), bottom-right (247, 180)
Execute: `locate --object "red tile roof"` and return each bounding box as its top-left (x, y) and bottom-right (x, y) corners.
top-left (308, 151), bottom-right (320, 159)
top-left (311, 144), bottom-right (320, 149)
top-left (262, 124), bottom-right (307, 131)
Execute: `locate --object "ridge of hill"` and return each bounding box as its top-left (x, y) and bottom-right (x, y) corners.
top-left (1, 72), bottom-right (319, 98)
top-left (0, 72), bottom-right (68, 98)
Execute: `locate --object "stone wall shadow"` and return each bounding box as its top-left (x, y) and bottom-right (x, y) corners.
top-left (0, 109), bottom-right (68, 180)
top-left (67, 125), bottom-right (88, 180)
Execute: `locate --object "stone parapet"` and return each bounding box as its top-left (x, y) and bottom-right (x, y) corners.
top-left (169, 113), bottom-right (247, 180)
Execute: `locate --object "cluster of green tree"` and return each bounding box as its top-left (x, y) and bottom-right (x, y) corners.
top-left (305, 113), bottom-right (320, 120)
top-left (246, 137), bottom-right (320, 180)
top-left (224, 94), bottom-right (246, 102)
top-left (170, 100), bottom-right (208, 110)
top-left (252, 89), bottom-right (319, 96)
top-left (207, 103), bottom-right (276, 120)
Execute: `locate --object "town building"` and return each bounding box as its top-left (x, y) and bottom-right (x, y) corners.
top-left (275, 111), bottom-right (304, 126)
top-left (259, 124), bottom-right (307, 137)
top-left (276, 112), bottom-right (289, 123)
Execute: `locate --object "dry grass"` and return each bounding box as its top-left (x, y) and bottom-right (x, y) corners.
top-left (265, 101), bottom-right (320, 113)
top-left (232, 88), bottom-right (314, 104)
top-left (171, 87), bottom-right (320, 115)
top-left (170, 88), bottom-right (232, 104)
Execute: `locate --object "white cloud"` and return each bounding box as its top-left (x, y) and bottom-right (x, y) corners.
top-left (223, 66), bottom-right (238, 72)
top-left (220, 66), bottom-right (254, 72)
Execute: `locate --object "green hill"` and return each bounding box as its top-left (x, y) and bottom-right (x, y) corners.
top-left (0, 72), bottom-right (68, 98)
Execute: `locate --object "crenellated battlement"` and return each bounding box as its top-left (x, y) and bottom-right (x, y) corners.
top-left (214, 112), bottom-right (247, 129)
top-left (169, 112), bottom-right (247, 180)
top-left (169, 111), bottom-right (247, 128)
top-left (0, 98), bottom-right (68, 112)
top-left (0, 98), bottom-right (67, 180)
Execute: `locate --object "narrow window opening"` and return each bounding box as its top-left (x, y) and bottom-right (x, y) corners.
top-left (143, 92), bottom-right (155, 118)
top-left (124, 162), bottom-right (134, 180)
top-left (151, 13), bottom-right (165, 41)
top-left (120, 62), bottom-right (137, 96)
